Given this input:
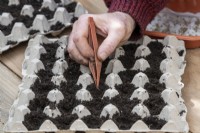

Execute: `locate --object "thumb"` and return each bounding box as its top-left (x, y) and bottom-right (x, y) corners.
top-left (97, 31), bottom-right (123, 61)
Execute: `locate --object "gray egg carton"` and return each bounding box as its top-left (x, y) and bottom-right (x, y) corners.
top-left (4, 35), bottom-right (189, 132)
top-left (0, 0), bottom-right (87, 54)
top-left (146, 8), bottom-right (200, 36)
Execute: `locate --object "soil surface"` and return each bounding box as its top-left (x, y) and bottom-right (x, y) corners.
top-left (0, 1), bottom-right (78, 38)
top-left (71, 17), bottom-right (78, 23)
top-left (64, 2), bottom-right (77, 13)
top-left (29, 30), bottom-right (39, 35)
top-left (23, 41), bottom-right (168, 130)
top-left (50, 22), bottom-right (65, 31)
top-left (178, 50), bottom-right (184, 56)
top-left (6, 41), bottom-right (17, 46)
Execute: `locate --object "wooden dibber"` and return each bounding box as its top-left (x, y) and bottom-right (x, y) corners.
top-left (88, 17), bottom-right (102, 88)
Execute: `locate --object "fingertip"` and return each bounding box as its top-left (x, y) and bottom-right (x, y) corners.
top-left (97, 51), bottom-right (107, 61)
top-left (97, 42), bottom-right (115, 61)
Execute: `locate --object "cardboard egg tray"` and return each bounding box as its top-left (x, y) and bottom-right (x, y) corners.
top-left (145, 8), bottom-right (200, 48)
top-left (4, 34), bottom-right (189, 132)
top-left (0, 0), bottom-right (87, 53)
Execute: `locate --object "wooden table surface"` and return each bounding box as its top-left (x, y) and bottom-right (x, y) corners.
top-left (0, 1), bottom-right (200, 133)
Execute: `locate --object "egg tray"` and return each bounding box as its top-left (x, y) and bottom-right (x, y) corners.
top-left (145, 8), bottom-right (200, 48)
top-left (4, 34), bottom-right (189, 132)
top-left (0, 0), bottom-right (87, 54)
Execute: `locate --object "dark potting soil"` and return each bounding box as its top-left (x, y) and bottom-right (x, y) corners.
top-left (0, 3), bottom-right (35, 35)
top-left (118, 43), bottom-right (139, 69)
top-left (0, 0), bottom-right (8, 13)
top-left (1, 0), bottom-right (42, 18)
top-left (81, 89), bottom-right (140, 129)
top-left (50, 22), bottom-right (65, 31)
top-left (144, 68), bottom-right (163, 82)
top-left (39, 8), bottom-right (55, 20)
top-left (71, 16), bottom-right (78, 23)
top-left (178, 50), bottom-right (184, 56)
top-left (111, 96), bottom-right (141, 129)
top-left (144, 81), bottom-right (165, 94)
top-left (64, 56), bottom-right (82, 82)
top-left (0, 1), bottom-right (80, 47)
top-left (2, 5), bottom-right (23, 18)
top-left (54, 0), bottom-right (62, 3)
top-left (179, 110), bottom-right (186, 116)
top-left (176, 92), bottom-right (180, 98)
top-left (40, 42), bottom-right (59, 69)
top-left (29, 29), bottom-right (39, 35)
top-left (100, 58), bottom-right (110, 82)
top-left (143, 93), bottom-right (166, 116)
top-left (50, 53), bottom-right (86, 129)
top-left (6, 41), bottom-right (17, 45)
top-left (75, 131), bottom-right (85, 133)
top-left (19, 0), bottom-right (42, 11)
top-left (143, 116), bottom-right (167, 130)
top-left (0, 24), bottom-right (13, 36)
top-left (82, 115), bottom-right (107, 129)
top-left (33, 48), bottom-right (83, 129)
top-left (112, 112), bottom-right (141, 130)
top-left (144, 41), bottom-right (166, 85)
top-left (81, 77), bottom-right (140, 129)
top-left (23, 42), bottom-right (60, 130)
top-left (15, 15), bottom-right (34, 28)
top-left (64, 2), bottom-right (77, 13)
top-left (23, 109), bottom-right (47, 130)
top-left (146, 55), bottom-right (166, 74)
top-left (23, 69), bottom-right (58, 130)
top-left (141, 40), bottom-right (167, 128)
top-left (115, 84), bottom-right (137, 98)
top-left (0, 0), bottom-right (42, 21)
top-left (112, 79), bottom-right (142, 129)
top-left (147, 40), bottom-right (164, 53)
top-left (60, 56), bottom-right (111, 128)
top-left (23, 40), bottom-right (169, 130)
top-left (118, 70), bottom-right (138, 84)
top-left (0, 15), bottom-right (34, 36)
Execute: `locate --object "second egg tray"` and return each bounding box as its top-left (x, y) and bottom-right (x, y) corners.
top-left (4, 35), bottom-right (188, 132)
top-left (145, 8), bottom-right (200, 48)
top-left (0, 0), bottom-right (87, 53)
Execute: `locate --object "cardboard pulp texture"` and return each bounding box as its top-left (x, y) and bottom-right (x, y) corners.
top-left (4, 35), bottom-right (189, 133)
top-left (0, 0), bottom-right (87, 53)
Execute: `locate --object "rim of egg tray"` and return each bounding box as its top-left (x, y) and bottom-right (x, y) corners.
top-left (0, 0), bottom-right (88, 54)
top-left (145, 8), bottom-right (200, 48)
top-left (4, 34), bottom-right (189, 133)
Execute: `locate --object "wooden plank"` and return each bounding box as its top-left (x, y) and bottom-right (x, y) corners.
top-left (76, 0), bottom-right (108, 13)
top-left (182, 48), bottom-right (200, 133)
top-left (0, 42), bottom-right (27, 78)
top-left (0, 63), bottom-right (21, 133)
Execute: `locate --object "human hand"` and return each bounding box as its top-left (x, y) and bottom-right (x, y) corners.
top-left (67, 11), bottom-right (135, 65)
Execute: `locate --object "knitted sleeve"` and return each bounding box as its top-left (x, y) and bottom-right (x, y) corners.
top-left (104, 0), bottom-right (168, 40)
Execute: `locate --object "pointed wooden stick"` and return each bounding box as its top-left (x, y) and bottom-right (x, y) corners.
top-left (88, 17), bottom-right (102, 88)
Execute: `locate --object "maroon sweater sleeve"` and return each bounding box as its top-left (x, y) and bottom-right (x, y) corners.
top-left (104, 0), bottom-right (168, 40)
